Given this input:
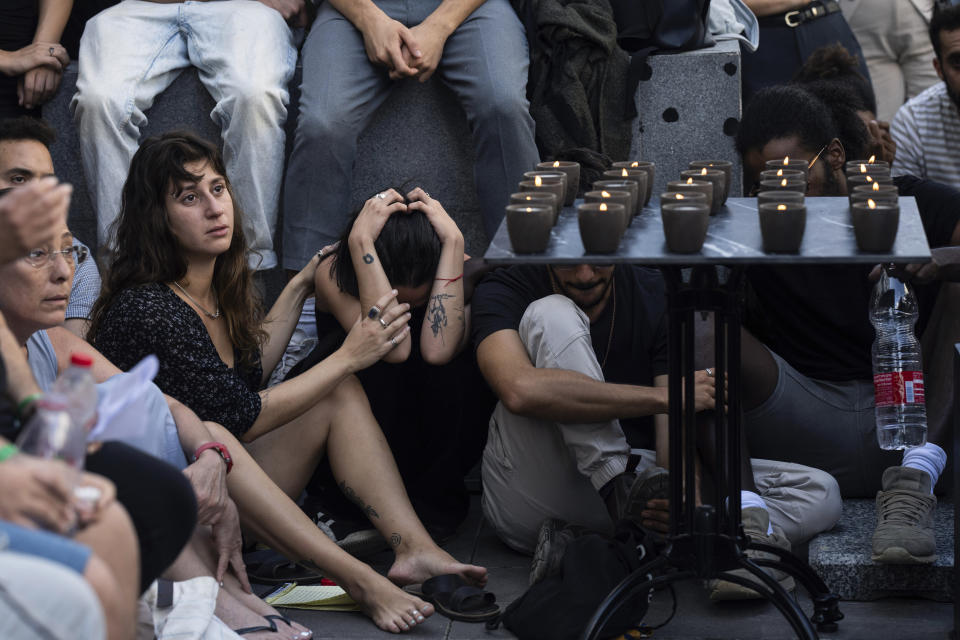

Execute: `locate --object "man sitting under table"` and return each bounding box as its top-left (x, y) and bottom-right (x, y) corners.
top-left (471, 261), bottom-right (842, 599)
top-left (736, 83), bottom-right (960, 565)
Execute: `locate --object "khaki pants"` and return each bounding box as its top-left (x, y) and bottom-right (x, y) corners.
top-left (481, 295), bottom-right (842, 554)
top-left (843, 0), bottom-right (939, 121)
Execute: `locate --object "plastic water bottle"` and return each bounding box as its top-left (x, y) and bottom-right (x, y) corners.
top-left (15, 395), bottom-right (86, 472)
top-left (870, 266), bottom-right (927, 450)
top-left (51, 353), bottom-right (98, 433)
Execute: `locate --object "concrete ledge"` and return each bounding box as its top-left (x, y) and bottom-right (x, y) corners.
top-left (43, 66), bottom-right (485, 258)
top-left (809, 498), bottom-right (954, 601)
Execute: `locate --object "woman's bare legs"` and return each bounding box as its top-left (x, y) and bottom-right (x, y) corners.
top-left (75, 502), bottom-right (139, 640)
top-left (164, 529), bottom-right (311, 640)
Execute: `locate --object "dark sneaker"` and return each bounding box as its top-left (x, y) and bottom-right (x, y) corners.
top-left (604, 465), bottom-right (670, 530)
top-left (708, 507), bottom-right (795, 601)
top-left (311, 510), bottom-right (387, 558)
top-left (872, 466), bottom-right (937, 564)
top-left (529, 518), bottom-right (590, 585)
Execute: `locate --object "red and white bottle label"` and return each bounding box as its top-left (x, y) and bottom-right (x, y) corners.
top-left (873, 371), bottom-right (925, 407)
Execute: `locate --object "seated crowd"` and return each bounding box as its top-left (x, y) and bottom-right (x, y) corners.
top-left (2, 0), bottom-right (960, 638)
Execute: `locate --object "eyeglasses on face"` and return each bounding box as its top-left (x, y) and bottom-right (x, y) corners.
top-left (25, 244), bottom-right (88, 269)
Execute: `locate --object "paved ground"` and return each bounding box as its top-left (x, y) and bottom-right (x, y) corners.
top-left (256, 495), bottom-right (955, 640)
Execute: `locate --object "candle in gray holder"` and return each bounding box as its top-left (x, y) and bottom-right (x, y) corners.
top-left (661, 201), bottom-right (710, 253)
top-left (536, 160), bottom-right (580, 205)
top-left (851, 199), bottom-right (900, 252)
top-left (689, 160), bottom-right (732, 201)
top-left (758, 202), bottom-right (806, 253)
top-left (666, 178), bottom-right (715, 214)
top-left (603, 168), bottom-right (649, 212)
top-left (585, 189), bottom-right (632, 233)
top-left (506, 204), bottom-right (554, 253)
top-left (681, 168), bottom-right (726, 207)
top-left (578, 202), bottom-right (625, 254)
top-left (612, 161), bottom-right (656, 206)
top-left (594, 179), bottom-right (639, 217)
top-left (519, 177), bottom-right (565, 219)
top-left (510, 191), bottom-right (560, 225)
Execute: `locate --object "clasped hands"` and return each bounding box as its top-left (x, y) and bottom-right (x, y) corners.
top-left (361, 11), bottom-right (448, 82)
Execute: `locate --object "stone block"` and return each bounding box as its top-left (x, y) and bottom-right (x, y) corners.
top-left (631, 40), bottom-right (743, 198)
top-left (809, 498), bottom-right (954, 601)
top-left (43, 66), bottom-right (484, 259)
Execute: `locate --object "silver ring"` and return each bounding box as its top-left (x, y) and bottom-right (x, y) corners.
top-left (378, 317), bottom-right (388, 329)
top-left (376, 192), bottom-right (386, 199)
top-left (390, 336), bottom-right (398, 347)
top-left (705, 368), bottom-right (714, 377)
top-left (316, 247), bottom-right (325, 258)
top-left (367, 305), bottom-right (381, 319)
top-left (423, 192), bottom-right (430, 198)
top-left (49, 47), bottom-right (55, 56)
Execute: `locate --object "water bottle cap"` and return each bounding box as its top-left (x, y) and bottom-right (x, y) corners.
top-left (70, 353), bottom-right (93, 368)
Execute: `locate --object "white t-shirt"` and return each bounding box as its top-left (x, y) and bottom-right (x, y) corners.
top-left (891, 82), bottom-right (960, 189)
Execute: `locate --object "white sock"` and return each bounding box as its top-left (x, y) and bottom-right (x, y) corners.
top-left (901, 442), bottom-right (947, 494)
top-left (741, 490), bottom-right (774, 534)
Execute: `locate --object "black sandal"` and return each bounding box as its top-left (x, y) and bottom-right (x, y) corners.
top-left (234, 614), bottom-right (312, 638)
top-left (417, 574), bottom-right (500, 623)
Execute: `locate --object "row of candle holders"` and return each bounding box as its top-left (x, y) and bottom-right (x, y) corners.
top-left (505, 157), bottom-right (900, 255)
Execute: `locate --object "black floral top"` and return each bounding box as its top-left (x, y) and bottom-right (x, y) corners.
top-left (94, 283), bottom-right (263, 437)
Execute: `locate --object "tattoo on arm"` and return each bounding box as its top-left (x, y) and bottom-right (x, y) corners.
top-left (260, 388), bottom-right (270, 414)
top-left (363, 253), bottom-right (374, 264)
top-left (427, 293), bottom-right (455, 342)
top-left (389, 533), bottom-right (401, 548)
top-left (339, 481), bottom-right (380, 519)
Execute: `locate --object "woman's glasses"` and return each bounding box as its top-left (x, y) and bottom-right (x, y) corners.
top-left (25, 244), bottom-right (88, 269)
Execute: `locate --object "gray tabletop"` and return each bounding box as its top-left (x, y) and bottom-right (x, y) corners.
top-left (484, 197), bottom-right (931, 265)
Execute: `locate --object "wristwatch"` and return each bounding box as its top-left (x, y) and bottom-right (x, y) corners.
top-left (193, 442), bottom-right (233, 474)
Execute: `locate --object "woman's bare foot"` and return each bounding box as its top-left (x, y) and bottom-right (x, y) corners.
top-left (219, 579), bottom-right (312, 638)
top-left (342, 567), bottom-right (436, 633)
top-left (215, 585), bottom-right (312, 639)
top-left (386, 545), bottom-right (487, 588)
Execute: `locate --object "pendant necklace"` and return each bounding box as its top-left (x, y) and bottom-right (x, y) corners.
top-left (173, 281), bottom-right (221, 319)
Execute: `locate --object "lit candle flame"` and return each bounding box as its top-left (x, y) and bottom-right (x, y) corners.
top-left (780, 178), bottom-right (788, 187)
top-left (865, 175), bottom-right (874, 183)
top-left (872, 182), bottom-right (880, 191)
top-left (601, 190), bottom-right (611, 197)
top-left (621, 168), bottom-right (629, 177)
top-left (867, 199), bottom-right (877, 209)
top-left (777, 169), bottom-right (784, 177)
top-left (868, 155), bottom-right (876, 163)
top-left (701, 167), bottom-right (708, 175)
top-left (777, 204), bottom-right (787, 211)
top-left (525, 207), bottom-right (533, 212)
top-left (860, 163), bottom-right (867, 173)
top-left (553, 160), bottom-right (560, 167)
top-left (599, 202), bottom-right (608, 211)
top-left (630, 161), bottom-right (639, 167)
top-left (783, 156), bottom-right (790, 165)
top-left (534, 175), bottom-right (542, 187)
top-left (676, 193), bottom-right (685, 200)
top-left (686, 177), bottom-right (694, 184)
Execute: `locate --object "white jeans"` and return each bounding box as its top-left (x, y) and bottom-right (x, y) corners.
top-left (481, 295), bottom-right (843, 554)
top-left (71, 0), bottom-right (295, 270)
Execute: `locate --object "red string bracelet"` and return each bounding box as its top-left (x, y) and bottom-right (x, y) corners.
top-left (435, 274), bottom-right (463, 287)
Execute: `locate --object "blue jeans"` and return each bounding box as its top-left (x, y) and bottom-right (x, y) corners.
top-left (282, 0), bottom-right (539, 269)
top-left (71, 0), bottom-right (296, 270)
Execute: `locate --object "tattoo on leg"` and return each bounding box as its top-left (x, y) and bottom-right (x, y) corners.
top-left (339, 481), bottom-right (380, 519)
top-left (363, 253), bottom-right (374, 264)
top-left (389, 533), bottom-right (402, 547)
top-left (427, 293), bottom-right (455, 342)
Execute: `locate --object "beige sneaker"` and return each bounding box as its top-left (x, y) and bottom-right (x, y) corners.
top-left (871, 466), bottom-right (937, 564)
top-left (708, 507), bottom-right (796, 601)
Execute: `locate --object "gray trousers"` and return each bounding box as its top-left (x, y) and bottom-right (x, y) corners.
top-left (281, 0), bottom-right (540, 269)
top-left (481, 295), bottom-right (843, 554)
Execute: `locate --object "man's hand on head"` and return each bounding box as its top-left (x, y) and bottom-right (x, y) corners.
top-left (256, 0), bottom-right (309, 27)
top-left (0, 177), bottom-right (71, 266)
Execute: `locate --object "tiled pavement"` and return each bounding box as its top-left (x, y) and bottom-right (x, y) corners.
top-left (259, 496), bottom-right (954, 640)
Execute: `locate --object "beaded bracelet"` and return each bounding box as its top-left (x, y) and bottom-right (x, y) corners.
top-left (0, 444), bottom-right (19, 463)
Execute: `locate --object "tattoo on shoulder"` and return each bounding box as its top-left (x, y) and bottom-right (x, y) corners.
top-left (339, 481), bottom-right (380, 519)
top-left (389, 533), bottom-right (401, 548)
top-left (363, 253), bottom-right (374, 264)
top-left (427, 293), bottom-right (455, 342)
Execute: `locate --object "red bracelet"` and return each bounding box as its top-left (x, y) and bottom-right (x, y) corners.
top-left (194, 442), bottom-right (233, 474)
top-left (435, 274), bottom-right (463, 287)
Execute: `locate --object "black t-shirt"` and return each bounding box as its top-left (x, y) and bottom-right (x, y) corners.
top-left (744, 176), bottom-right (960, 382)
top-left (471, 264), bottom-right (669, 449)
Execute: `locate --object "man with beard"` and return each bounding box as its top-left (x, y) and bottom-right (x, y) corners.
top-left (891, 3), bottom-right (960, 188)
top-left (738, 83), bottom-right (960, 565)
top-left (470, 261), bottom-right (843, 599)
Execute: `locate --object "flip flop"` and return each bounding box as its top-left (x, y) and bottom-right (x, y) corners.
top-left (244, 549), bottom-right (326, 585)
top-left (234, 613), bottom-right (312, 638)
top-left (413, 574), bottom-right (499, 623)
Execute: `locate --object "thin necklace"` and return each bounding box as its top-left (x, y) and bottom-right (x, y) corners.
top-left (600, 283), bottom-right (615, 370)
top-left (173, 281), bottom-right (221, 319)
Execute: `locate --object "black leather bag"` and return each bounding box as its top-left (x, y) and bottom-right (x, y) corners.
top-left (609, 0), bottom-right (714, 117)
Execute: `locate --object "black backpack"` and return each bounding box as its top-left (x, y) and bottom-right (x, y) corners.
top-left (497, 525), bottom-right (659, 640)
top-left (608, 0), bottom-right (714, 117)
